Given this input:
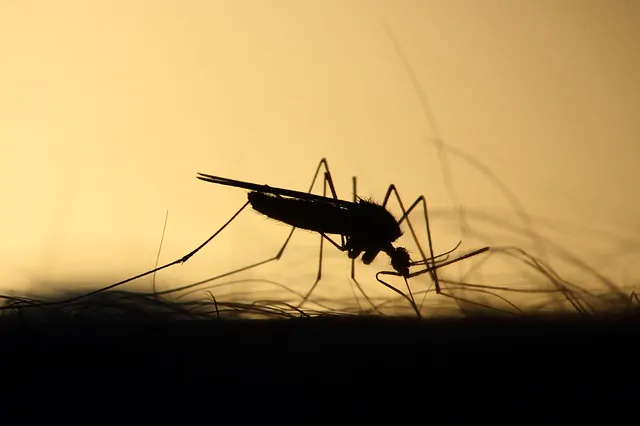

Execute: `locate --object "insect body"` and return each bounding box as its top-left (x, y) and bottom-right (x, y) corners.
top-left (192, 159), bottom-right (491, 318)
top-left (196, 173), bottom-right (411, 277)
top-left (5, 158), bottom-right (487, 318)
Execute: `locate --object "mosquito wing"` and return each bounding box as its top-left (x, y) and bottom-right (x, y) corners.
top-left (196, 173), bottom-right (354, 207)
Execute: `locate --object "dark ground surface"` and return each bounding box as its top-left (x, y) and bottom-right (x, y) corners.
top-left (1, 311), bottom-right (638, 421)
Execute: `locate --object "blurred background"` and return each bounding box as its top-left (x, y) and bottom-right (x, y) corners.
top-left (1, 0), bottom-right (638, 315)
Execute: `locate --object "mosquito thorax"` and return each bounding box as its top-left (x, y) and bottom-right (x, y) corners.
top-left (354, 199), bottom-right (403, 242)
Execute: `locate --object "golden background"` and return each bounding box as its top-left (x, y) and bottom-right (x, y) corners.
top-left (1, 1), bottom-right (638, 314)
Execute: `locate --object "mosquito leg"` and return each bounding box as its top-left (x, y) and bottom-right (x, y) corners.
top-left (380, 186), bottom-right (440, 294)
top-left (259, 158), bottom-right (336, 264)
top-left (349, 175), bottom-right (382, 314)
top-left (382, 185), bottom-right (500, 315)
top-left (296, 169), bottom-right (332, 310)
top-left (297, 166), bottom-right (378, 314)
top-left (321, 163), bottom-right (346, 249)
top-left (374, 271), bottom-right (422, 317)
top-left (6, 200), bottom-right (252, 310)
top-left (376, 247), bottom-right (490, 317)
top-left (377, 185), bottom-right (491, 315)
top-left (87, 200), bottom-right (251, 300)
top-left (351, 176), bottom-right (356, 282)
top-left (371, 185), bottom-right (438, 316)
top-left (181, 158), bottom-right (338, 310)
top-left (98, 159), bottom-right (342, 310)
top-left (348, 175), bottom-right (363, 311)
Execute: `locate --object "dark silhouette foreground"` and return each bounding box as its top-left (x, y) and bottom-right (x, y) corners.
top-left (0, 291), bottom-right (637, 421)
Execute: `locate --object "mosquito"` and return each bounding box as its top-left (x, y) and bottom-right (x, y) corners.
top-left (0, 158), bottom-right (487, 317)
top-left (191, 158), bottom-right (489, 316)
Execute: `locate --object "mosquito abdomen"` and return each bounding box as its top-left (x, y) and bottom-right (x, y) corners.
top-left (248, 192), bottom-right (352, 235)
top-left (248, 192), bottom-right (403, 246)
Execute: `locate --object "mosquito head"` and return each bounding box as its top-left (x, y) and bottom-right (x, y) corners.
top-left (387, 246), bottom-right (411, 277)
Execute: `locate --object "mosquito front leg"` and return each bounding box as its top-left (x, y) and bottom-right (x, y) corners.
top-left (380, 185), bottom-right (441, 294)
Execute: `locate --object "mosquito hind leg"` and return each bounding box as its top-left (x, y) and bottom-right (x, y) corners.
top-left (185, 159), bottom-right (346, 311)
top-left (26, 200), bottom-right (253, 308)
top-left (116, 159), bottom-right (342, 307)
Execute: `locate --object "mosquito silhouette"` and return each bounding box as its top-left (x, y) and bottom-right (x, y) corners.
top-left (197, 169), bottom-right (411, 276)
top-left (188, 158), bottom-right (488, 316)
top-left (0, 158), bottom-right (488, 317)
